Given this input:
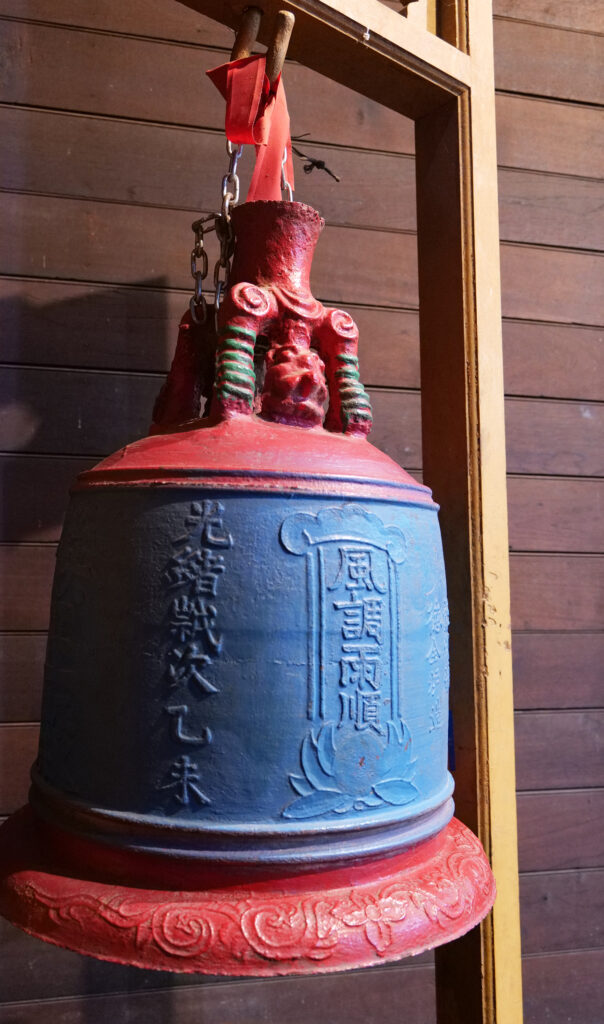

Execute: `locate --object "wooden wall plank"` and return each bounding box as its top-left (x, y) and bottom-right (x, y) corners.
top-left (520, 869), bottom-right (603, 954)
top-left (0, 961), bottom-right (436, 1023)
top-left (512, 633), bottom-right (604, 710)
top-left (2, 278), bottom-right (601, 401)
top-left (0, 19), bottom-right (412, 153)
top-left (0, 911), bottom-right (433, 1005)
top-left (0, 0), bottom-right (234, 47)
top-left (0, 108), bottom-right (418, 235)
top-left (522, 949), bottom-right (604, 1024)
top-left (510, 555), bottom-right (604, 631)
top-left (2, 367), bottom-right (601, 477)
top-left (507, 477), bottom-right (604, 553)
top-left (493, 0), bottom-right (604, 33)
top-left (3, 107), bottom-right (604, 251)
top-left (0, 545), bottom-right (54, 631)
top-left (0, 370), bottom-right (423, 466)
top-left (4, 192), bottom-right (604, 324)
top-left (502, 321), bottom-right (603, 402)
top-left (500, 245), bottom-right (603, 326)
top-left (503, 399), bottom-right (603, 476)
top-left (0, 634), bottom-right (45, 721)
top-left (497, 169), bottom-right (604, 251)
top-left (517, 789), bottom-right (604, 871)
top-left (0, 456), bottom-right (95, 544)
top-left (0, 723), bottom-right (37, 814)
top-left (495, 95), bottom-right (604, 179)
top-left (0, 949), bottom-right (602, 1024)
top-left (0, 193), bottom-right (421, 310)
top-left (494, 20), bottom-right (604, 103)
top-left (514, 711), bottom-right (604, 790)
top-left (2, 18), bottom-right (602, 180)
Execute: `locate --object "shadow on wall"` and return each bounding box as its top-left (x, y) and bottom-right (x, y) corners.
top-left (0, 278), bottom-right (180, 543)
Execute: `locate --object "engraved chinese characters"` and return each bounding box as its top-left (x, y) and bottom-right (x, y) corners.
top-left (281, 505), bottom-right (419, 819)
top-left (161, 500), bottom-right (232, 807)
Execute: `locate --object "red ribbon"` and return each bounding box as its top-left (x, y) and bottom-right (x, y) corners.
top-left (207, 55), bottom-right (294, 203)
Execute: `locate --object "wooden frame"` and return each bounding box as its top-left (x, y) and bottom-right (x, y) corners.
top-left (180, 1), bottom-right (523, 1020)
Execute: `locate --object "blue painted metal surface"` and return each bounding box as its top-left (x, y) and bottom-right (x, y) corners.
top-left (34, 485), bottom-right (452, 867)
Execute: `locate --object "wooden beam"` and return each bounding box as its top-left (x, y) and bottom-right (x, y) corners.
top-left (415, 5), bottom-right (522, 1024)
top-left (180, 0), bottom-right (471, 118)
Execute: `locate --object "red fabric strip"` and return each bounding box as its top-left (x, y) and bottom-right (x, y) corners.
top-left (207, 55), bottom-right (294, 203)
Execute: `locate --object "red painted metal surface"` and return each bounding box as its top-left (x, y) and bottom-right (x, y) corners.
top-left (0, 809), bottom-right (495, 976)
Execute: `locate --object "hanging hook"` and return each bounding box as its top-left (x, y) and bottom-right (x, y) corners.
top-left (265, 10), bottom-right (295, 85)
top-left (231, 6), bottom-right (263, 61)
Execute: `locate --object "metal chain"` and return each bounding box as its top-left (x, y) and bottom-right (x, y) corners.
top-left (188, 140), bottom-right (243, 325)
top-left (189, 215), bottom-right (214, 324)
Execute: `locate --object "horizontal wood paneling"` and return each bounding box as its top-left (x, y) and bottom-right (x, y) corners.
top-left (494, 19), bottom-right (604, 103)
top-left (0, 193), bottom-right (422, 310)
top-left (512, 633), bottom-right (604, 710)
top-left (494, 0), bottom-right (604, 33)
top-left (507, 477), bottom-right (604, 553)
top-left (2, 18), bottom-right (603, 181)
top-left (0, 949), bottom-right (601, 1024)
top-left (0, 911), bottom-right (433, 1004)
top-left (503, 399), bottom-right (603, 476)
top-left (499, 245), bottom-right (603, 326)
top-left (0, 0), bottom-right (234, 47)
top-left (0, 19), bottom-right (413, 153)
top-left (0, 277), bottom-right (420, 386)
top-left (510, 554), bottom-right (604, 631)
top-left (495, 95), bottom-right (604, 179)
top-left (497, 169), bottom-right (604, 251)
top-left (2, 368), bottom-right (602, 477)
top-left (0, 456), bottom-right (96, 543)
top-left (4, 191), bottom-right (604, 324)
top-left (0, 959), bottom-right (436, 1023)
top-left (0, 723), bottom-right (37, 813)
top-left (502, 321), bottom-right (603, 401)
top-left (515, 711), bottom-right (604, 790)
top-left (0, 634), bottom-right (45, 721)
top-left (0, 0), bottom-right (601, 52)
top-left (0, 545), bottom-right (55, 631)
top-left (522, 949), bottom-right (604, 1024)
top-left (517, 789), bottom-right (604, 871)
top-left (3, 107), bottom-right (603, 251)
top-left (3, 279), bottom-right (602, 402)
top-left (520, 869), bottom-right (603, 954)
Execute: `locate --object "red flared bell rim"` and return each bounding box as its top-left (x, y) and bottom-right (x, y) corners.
top-left (0, 808), bottom-right (495, 977)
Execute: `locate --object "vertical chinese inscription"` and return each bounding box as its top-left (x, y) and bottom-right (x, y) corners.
top-left (159, 501), bottom-right (233, 806)
top-left (426, 586), bottom-right (450, 732)
top-left (281, 505), bottom-right (418, 819)
top-left (331, 546), bottom-right (388, 736)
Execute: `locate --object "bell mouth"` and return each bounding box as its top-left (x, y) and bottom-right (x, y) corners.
top-left (0, 807), bottom-right (495, 977)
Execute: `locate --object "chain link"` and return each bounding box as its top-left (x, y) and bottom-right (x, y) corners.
top-left (188, 140), bottom-right (243, 325)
